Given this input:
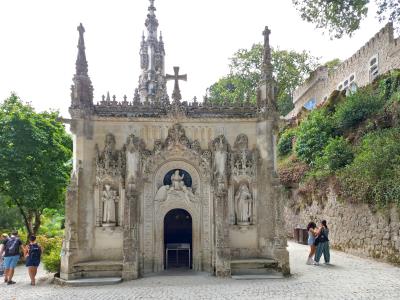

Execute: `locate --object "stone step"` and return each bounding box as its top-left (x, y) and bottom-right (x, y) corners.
top-left (232, 272), bottom-right (285, 280)
top-left (72, 261), bottom-right (123, 278)
top-left (55, 277), bottom-right (122, 287)
top-left (230, 258), bottom-right (278, 270)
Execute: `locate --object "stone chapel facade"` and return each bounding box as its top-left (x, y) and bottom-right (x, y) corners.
top-left (60, 0), bottom-right (289, 281)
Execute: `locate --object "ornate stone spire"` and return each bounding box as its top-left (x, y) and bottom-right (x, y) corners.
top-left (257, 26), bottom-right (277, 117)
top-left (76, 23), bottom-right (88, 76)
top-left (138, 0), bottom-right (167, 103)
top-left (70, 23), bottom-right (93, 112)
top-left (145, 0), bottom-right (158, 39)
top-left (262, 26), bottom-right (273, 81)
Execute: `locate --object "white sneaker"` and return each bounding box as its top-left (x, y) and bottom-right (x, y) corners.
top-left (306, 258), bottom-right (312, 265)
top-left (313, 261), bottom-right (320, 266)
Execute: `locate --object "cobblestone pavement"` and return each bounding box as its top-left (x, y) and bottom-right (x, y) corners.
top-left (1, 242), bottom-right (400, 300)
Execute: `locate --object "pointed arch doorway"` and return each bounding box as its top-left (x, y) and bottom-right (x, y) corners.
top-left (164, 209), bottom-right (192, 269)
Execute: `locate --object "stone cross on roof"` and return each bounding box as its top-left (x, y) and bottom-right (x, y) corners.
top-left (166, 66), bottom-right (187, 102)
top-left (262, 26), bottom-right (273, 81)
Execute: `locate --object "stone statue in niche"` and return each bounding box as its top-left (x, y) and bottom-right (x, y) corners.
top-left (102, 184), bottom-right (119, 225)
top-left (212, 135), bottom-right (228, 185)
top-left (125, 134), bottom-right (141, 193)
top-left (171, 170), bottom-right (185, 191)
top-left (104, 134), bottom-right (116, 170)
top-left (155, 170), bottom-right (195, 202)
top-left (235, 183), bottom-right (253, 226)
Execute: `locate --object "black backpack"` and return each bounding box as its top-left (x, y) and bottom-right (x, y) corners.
top-left (5, 237), bottom-right (21, 256)
top-left (29, 244), bottom-right (41, 261)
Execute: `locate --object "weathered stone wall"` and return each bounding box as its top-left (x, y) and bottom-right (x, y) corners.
top-left (284, 188), bottom-right (400, 264)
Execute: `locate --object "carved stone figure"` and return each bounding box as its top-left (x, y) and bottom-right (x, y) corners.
top-left (171, 170), bottom-right (184, 191)
top-left (155, 170), bottom-right (195, 203)
top-left (235, 183), bottom-right (253, 225)
top-left (102, 184), bottom-right (118, 225)
top-left (125, 135), bottom-right (141, 181)
top-left (212, 135), bottom-right (228, 181)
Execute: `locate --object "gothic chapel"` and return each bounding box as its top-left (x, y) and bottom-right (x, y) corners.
top-left (60, 0), bottom-right (290, 281)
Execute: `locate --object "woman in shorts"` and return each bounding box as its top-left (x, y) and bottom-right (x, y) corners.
top-left (24, 235), bottom-right (42, 286)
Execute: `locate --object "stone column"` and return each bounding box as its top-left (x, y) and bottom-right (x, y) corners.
top-left (122, 191), bottom-right (140, 280)
top-left (214, 189), bottom-right (231, 277)
top-left (60, 172), bottom-right (79, 280)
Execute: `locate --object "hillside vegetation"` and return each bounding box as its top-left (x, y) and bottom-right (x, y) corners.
top-left (278, 70), bottom-right (400, 209)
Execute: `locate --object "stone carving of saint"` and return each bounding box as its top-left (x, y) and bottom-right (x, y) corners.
top-left (235, 183), bottom-right (253, 225)
top-left (214, 138), bottom-right (227, 181)
top-left (126, 135), bottom-right (140, 182)
top-left (102, 184), bottom-right (118, 225)
top-left (171, 170), bottom-right (184, 191)
top-left (155, 170), bottom-right (195, 202)
top-left (104, 134), bottom-right (116, 170)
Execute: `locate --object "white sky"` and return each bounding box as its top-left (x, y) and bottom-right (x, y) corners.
top-left (0, 0), bottom-right (383, 117)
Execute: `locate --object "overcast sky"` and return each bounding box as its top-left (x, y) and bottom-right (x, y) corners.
top-left (0, 0), bottom-right (384, 117)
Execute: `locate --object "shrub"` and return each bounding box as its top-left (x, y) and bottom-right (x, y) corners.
top-left (278, 128), bottom-right (296, 157)
top-left (334, 86), bottom-right (385, 133)
top-left (338, 128), bottom-right (400, 207)
top-left (295, 108), bottom-right (335, 165)
top-left (40, 236), bottom-right (62, 273)
top-left (315, 137), bottom-right (354, 173)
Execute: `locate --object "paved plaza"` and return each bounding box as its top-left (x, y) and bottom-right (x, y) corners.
top-left (1, 242), bottom-right (399, 300)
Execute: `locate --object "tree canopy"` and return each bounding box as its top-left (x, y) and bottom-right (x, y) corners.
top-left (0, 94), bottom-right (72, 239)
top-left (293, 0), bottom-right (400, 38)
top-left (206, 44), bottom-right (319, 116)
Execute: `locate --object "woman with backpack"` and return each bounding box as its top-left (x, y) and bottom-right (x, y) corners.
top-left (24, 235), bottom-right (42, 286)
top-left (314, 220), bottom-right (330, 265)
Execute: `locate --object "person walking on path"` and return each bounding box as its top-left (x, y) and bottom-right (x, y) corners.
top-left (314, 220), bottom-right (330, 265)
top-left (306, 222), bottom-right (317, 265)
top-left (24, 235), bottom-right (42, 286)
top-left (0, 233), bottom-right (9, 276)
top-left (3, 230), bottom-right (23, 285)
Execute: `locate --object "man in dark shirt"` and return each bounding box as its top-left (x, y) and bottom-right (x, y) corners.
top-left (3, 230), bottom-right (23, 285)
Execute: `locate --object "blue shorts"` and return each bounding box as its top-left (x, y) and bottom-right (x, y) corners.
top-left (4, 255), bottom-right (20, 269)
top-left (26, 258), bottom-right (40, 267)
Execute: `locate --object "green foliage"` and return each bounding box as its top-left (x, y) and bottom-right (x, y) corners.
top-left (38, 209), bottom-right (64, 238)
top-left (38, 236), bottom-right (62, 273)
top-left (295, 108), bottom-right (335, 165)
top-left (338, 128), bottom-right (400, 207)
top-left (333, 87), bottom-right (384, 132)
top-left (293, 0), bottom-right (399, 38)
top-left (312, 137), bottom-right (354, 178)
top-left (0, 93), bottom-right (72, 238)
top-left (324, 58), bottom-right (342, 75)
top-left (278, 128), bottom-right (297, 157)
top-left (0, 194), bottom-right (23, 231)
top-left (206, 44), bottom-right (319, 116)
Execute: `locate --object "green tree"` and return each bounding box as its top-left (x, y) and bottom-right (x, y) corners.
top-left (206, 44), bottom-right (319, 116)
top-left (293, 0), bottom-right (400, 38)
top-left (0, 94), bottom-right (72, 239)
top-left (295, 108), bottom-right (335, 165)
top-left (0, 194), bottom-right (24, 231)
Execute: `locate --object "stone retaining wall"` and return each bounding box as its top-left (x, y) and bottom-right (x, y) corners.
top-left (284, 188), bottom-right (400, 264)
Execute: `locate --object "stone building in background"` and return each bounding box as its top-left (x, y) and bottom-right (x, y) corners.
top-left (60, 0), bottom-right (289, 282)
top-left (286, 22), bottom-right (400, 119)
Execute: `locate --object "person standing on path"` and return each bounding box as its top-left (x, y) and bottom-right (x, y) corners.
top-left (306, 222), bottom-right (317, 265)
top-left (24, 235), bottom-right (42, 286)
top-left (0, 233), bottom-right (9, 276)
top-left (314, 220), bottom-right (330, 265)
top-left (3, 230), bottom-right (23, 285)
